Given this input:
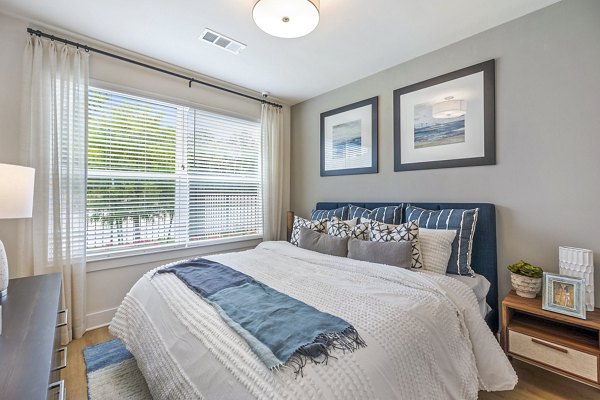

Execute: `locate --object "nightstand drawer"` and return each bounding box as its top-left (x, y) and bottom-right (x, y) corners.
top-left (508, 329), bottom-right (598, 382)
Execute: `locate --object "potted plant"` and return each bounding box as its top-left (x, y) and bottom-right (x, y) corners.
top-left (508, 260), bottom-right (544, 298)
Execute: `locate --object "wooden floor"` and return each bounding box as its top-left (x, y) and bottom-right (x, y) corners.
top-left (64, 328), bottom-right (600, 400)
top-left (61, 326), bottom-right (113, 400)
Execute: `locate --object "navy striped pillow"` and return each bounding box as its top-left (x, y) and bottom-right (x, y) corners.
top-left (310, 206), bottom-right (349, 221)
top-left (348, 204), bottom-right (403, 225)
top-left (405, 205), bottom-right (479, 276)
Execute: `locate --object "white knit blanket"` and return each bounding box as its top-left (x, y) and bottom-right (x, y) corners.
top-left (110, 241), bottom-right (517, 400)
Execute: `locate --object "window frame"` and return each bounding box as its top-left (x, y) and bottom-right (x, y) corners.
top-left (85, 80), bottom-right (263, 263)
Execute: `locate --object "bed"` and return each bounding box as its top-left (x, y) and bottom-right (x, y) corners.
top-left (305, 202), bottom-right (500, 333)
top-left (110, 202), bottom-right (517, 399)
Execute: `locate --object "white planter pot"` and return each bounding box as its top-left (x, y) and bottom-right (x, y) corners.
top-left (511, 272), bottom-right (542, 298)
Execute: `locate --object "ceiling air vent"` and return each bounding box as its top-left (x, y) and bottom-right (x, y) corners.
top-left (200, 29), bottom-right (246, 55)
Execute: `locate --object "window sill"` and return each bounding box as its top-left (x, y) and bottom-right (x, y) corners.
top-left (86, 235), bottom-right (263, 273)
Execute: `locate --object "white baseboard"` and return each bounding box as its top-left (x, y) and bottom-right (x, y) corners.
top-left (86, 307), bottom-right (117, 331)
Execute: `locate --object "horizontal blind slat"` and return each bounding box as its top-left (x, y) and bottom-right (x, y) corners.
top-left (86, 87), bottom-right (262, 258)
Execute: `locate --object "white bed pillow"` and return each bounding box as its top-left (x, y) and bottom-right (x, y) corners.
top-left (418, 228), bottom-right (457, 274)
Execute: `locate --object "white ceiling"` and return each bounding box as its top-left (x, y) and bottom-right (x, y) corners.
top-left (0, 0), bottom-right (559, 105)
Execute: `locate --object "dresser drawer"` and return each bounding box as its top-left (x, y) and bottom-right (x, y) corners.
top-left (508, 329), bottom-right (598, 382)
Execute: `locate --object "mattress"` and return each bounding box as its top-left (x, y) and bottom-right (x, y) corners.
top-left (110, 241), bottom-right (516, 399)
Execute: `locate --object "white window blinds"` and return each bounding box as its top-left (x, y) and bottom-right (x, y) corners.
top-left (87, 87), bottom-right (262, 258)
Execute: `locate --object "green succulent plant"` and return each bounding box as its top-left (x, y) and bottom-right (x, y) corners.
top-left (507, 260), bottom-right (543, 278)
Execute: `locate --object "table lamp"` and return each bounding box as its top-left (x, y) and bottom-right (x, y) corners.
top-left (0, 163), bottom-right (35, 298)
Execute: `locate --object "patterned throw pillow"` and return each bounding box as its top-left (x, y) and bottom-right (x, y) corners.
top-left (405, 206), bottom-right (479, 276)
top-left (348, 204), bottom-right (403, 225)
top-left (327, 218), bottom-right (369, 240)
top-left (310, 206), bottom-right (349, 221)
top-left (370, 220), bottom-right (423, 269)
top-left (290, 216), bottom-right (327, 246)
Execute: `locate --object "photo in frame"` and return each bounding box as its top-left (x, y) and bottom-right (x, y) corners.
top-left (542, 272), bottom-right (586, 319)
top-left (393, 60), bottom-right (495, 171)
top-left (320, 97), bottom-right (378, 176)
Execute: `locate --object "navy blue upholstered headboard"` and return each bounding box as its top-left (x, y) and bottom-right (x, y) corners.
top-left (315, 202), bottom-right (498, 333)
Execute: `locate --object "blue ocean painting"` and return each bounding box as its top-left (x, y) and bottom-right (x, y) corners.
top-left (332, 120), bottom-right (363, 159)
top-left (413, 103), bottom-right (465, 149)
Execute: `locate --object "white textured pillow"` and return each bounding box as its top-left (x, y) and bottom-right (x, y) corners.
top-left (418, 228), bottom-right (457, 274)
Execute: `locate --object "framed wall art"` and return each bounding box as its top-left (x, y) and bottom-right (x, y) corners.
top-left (542, 272), bottom-right (586, 320)
top-left (393, 60), bottom-right (495, 172)
top-left (320, 97), bottom-right (378, 176)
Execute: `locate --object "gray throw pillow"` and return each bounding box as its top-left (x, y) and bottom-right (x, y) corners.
top-left (347, 238), bottom-right (412, 269)
top-left (298, 227), bottom-right (349, 257)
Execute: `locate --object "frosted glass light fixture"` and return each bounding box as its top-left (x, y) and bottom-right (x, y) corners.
top-left (253, 0), bottom-right (320, 39)
top-left (559, 246), bottom-right (594, 311)
top-left (0, 163), bottom-right (35, 298)
top-left (432, 96), bottom-right (466, 119)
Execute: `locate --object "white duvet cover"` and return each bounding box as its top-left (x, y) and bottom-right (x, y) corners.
top-left (110, 241), bottom-right (517, 400)
top-left (448, 273), bottom-right (492, 318)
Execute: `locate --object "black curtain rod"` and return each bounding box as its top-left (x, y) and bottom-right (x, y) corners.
top-left (27, 28), bottom-right (283, 109)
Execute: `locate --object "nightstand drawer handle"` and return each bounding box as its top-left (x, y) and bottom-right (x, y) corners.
top-left (52, 347), bottom-right (68, 371)
top-left (48, 380), bottom-right (65, 400)
top-left (56, 309), bottom-right (68, 328)
top-left (531, 338), bottom-right (568, 353)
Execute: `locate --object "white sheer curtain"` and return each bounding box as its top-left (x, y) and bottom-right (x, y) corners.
top-left (20, 36), bottom-right (88, 342)
top-left (261, 104), bottom-right (284, 241)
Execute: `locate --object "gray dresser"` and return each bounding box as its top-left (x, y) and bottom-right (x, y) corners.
top-left (0, 273), bottom-right (66, 400)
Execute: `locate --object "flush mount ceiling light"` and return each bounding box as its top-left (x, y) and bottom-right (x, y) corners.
top-left (432, 96), bottom-right (467, 119)
top-left (253, 0), bottom-right (320, 39)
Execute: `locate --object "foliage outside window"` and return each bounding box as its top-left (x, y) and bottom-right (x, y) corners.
top-left (87, 87), bottom-right (262, 258)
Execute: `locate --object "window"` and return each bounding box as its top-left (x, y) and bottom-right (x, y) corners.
top-left (87, 87), bottom-right (262, 258)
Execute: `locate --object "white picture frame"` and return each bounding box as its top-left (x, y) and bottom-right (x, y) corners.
top-left (320, 97), bottom-right (378, 176)
top-left (393, 60), bottom-right (495, 171)
top-left (542, 272), bottom-right (586, 319)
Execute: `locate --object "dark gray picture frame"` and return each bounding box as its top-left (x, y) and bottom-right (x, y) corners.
top-left (393, 60), bottom-right (495, 172)
top-left (320, 97), bottom-right (378, 177)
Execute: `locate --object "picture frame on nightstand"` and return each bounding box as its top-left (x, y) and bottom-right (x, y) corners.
top-left (542, 272), bottom-right (586, 320)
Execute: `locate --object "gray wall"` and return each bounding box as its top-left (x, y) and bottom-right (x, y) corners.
top-left (290, 0), bottom-right (600, 311)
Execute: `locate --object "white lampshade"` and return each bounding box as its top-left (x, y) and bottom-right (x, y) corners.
top-left (432, 99), bottom-right (466, 119)
top-left (253, 0), bottom-right (320, 39)
top-left (0, 163), bottom-right (35, 219)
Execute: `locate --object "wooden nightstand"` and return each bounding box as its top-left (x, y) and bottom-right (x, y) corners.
top-left (501, 290), bottom-right (600, 389)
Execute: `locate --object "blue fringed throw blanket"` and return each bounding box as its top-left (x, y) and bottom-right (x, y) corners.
top-left (155, 258), bottom-right (365, 375)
